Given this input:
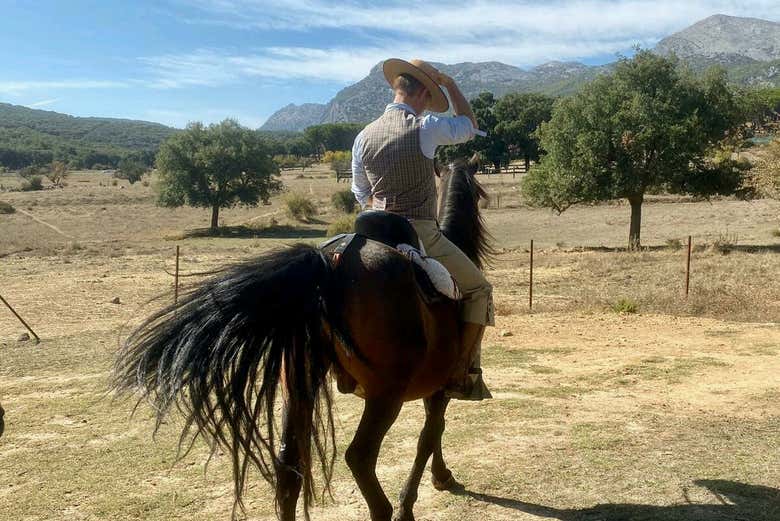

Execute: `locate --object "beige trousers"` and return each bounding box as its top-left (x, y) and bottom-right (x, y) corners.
top-left (411, 220), bottom-right (494, 326)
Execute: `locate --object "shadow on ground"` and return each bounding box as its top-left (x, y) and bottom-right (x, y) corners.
top-left (179, 225), bottom-right (327, 240)
top-left (452, 480), bottom-right (780, 520)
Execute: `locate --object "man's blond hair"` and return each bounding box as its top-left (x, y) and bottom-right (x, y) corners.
top-left (392, 73), bottom-right (426, 96)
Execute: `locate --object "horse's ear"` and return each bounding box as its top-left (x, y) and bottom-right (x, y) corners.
top-left (467, 153), bottom-right (481, 176)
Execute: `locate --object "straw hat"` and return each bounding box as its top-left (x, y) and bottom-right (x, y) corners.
top-left (383, 58), bottom-right (449, 113)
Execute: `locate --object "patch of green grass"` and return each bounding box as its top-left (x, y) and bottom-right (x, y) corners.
top-left (528, 365), bottom-right (561, 374)
top-left (610, 297), bottom-right (639, 314)
top-left (514, 385), bottom-right (580, 398)
top-left (571, 422), bottom-right (626, 451)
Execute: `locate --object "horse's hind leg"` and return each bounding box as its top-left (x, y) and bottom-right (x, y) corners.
top-left (345, 396), bottom-right (403, 521)
top-left (394, 391), bottom-right (449, 521)
top-left (276, 400), bottom-right (311, 521)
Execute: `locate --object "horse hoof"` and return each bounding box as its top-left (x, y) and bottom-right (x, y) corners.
top-left (432, 471), bottom-right (457, 491)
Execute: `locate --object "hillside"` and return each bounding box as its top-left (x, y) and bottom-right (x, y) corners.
top-left (261, 14), bottom-right (780, 131)
top-left (261, 60), bottom-right (607, 131)
top-left (0, 103), bottom-right (178, 169)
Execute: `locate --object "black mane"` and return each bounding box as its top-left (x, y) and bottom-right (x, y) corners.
top-left (438, 158), bottom-right (494, 269)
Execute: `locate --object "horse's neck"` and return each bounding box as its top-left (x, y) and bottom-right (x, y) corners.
top-left (435, 170), bottom-right (453, 224)
top-left (438, 168), bottom-right (482, 266)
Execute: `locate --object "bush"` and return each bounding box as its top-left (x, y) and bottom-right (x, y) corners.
top-left (21, 175), bottom-right (43, 191)
top-left (0, 201), bottom-right (15, 214)
top-left (665, 238), bottom-right (683, 250)
top-left (771, 228), bottom-right (780, 238)
top-left (331, 190), bottom-right (356, 213)
top-left (285, 192), bottom-right (317, 222)
top-left (327, 213), bottom-right (357, 236)
top-left (610, 297), bottom-right (639, 314)
top-left (323, 150), bottom-right (351, 172)
top-left (711, 233), bottom-right (738, 255)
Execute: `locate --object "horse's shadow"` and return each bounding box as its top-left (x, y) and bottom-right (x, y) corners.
top-left (450, 479), bottom-right (780, 520)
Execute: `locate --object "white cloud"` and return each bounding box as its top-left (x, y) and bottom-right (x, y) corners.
top-left (0, 80), bottom-right (128, 95)
top-left (180, 0), bottom-right (779, 42)
top-left (159, 0), bottom-right (779, 86)
top-left (26, 98), bottom-right (62, 108)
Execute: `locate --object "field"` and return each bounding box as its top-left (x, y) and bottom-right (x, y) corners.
top-left (1, 167), bottom-right (779, 520)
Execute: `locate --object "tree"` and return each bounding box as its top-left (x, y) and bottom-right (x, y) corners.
top-left (523, 50), bottom-right (746, 249)
top-left (438, 92), bottom-right (506, 170)
top-left (116, 157), bottom-right (147, 184)
top-left (304, 123), bottom-right (364, 159)
top-left (156, 119), bottom-right (281, 229)
top-left (494, 93), bottom-right (554, 171)
top-left (46, 160), bottom-right (69, 187)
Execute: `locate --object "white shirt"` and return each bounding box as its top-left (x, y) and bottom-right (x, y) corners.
top-left (351, 103), bottom-right (476, 207)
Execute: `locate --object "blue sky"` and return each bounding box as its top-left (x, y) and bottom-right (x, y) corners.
top-left (1, 1), bottom-right (778, 129)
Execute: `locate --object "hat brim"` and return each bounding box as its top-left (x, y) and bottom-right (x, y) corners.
top-left (383, 58), bottom-right (449, 113)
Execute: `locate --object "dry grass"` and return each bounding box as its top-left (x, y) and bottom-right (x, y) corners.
top-left (1, 166), bottom-right (779, 520)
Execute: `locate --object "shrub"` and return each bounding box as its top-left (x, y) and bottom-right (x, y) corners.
top-left (711, 233), bottom-right (738, 255)
top-left (46, 160), bottom-right (69, 187)
top-left (771, 228), bottom-right (780, 238)
top-left (285, 192), bottom-right (317, 221)
top-left (327, 213), bottom-right (357, 236)
top-left (0, 201), bottom-right (15, 214)
top-left (21, 176), bottom-right (43, 191)
top-left (331, 190), bottom-right (356, 213)
top-left (665, 238), bottom-right (683, 250)
top-left (610, 297), bottom-right (639, 314)
top-left (323, 150), bottom-right (351, 173)
top-left (111, 179), bottom-right (118, 186)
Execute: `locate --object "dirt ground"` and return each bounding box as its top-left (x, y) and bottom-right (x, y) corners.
top-left (1, 168), bottom-right (778, 520)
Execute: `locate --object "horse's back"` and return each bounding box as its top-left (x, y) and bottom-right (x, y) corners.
top-left (331, 237), bottom-right (460, 400)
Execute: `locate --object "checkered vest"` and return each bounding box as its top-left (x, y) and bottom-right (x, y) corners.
top-left (358, 108), bottom-right (437, 220)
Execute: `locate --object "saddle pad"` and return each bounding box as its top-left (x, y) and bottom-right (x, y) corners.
top-left (396, 243), bottom-right (461, 300)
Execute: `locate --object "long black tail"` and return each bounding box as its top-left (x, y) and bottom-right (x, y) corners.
top-left (113, 244), bottom-right (335, 517)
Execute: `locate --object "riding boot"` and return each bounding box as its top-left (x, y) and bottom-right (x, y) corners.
top-left (445, 322), bottom-right (492, 401)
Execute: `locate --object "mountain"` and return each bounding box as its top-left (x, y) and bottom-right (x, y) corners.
top-left (656, 14), bottom-right (780, 66)
top-left (261, 60), bottom-right (608, 131)
top-left (261, 14), bottom-right (780, 132)
top-left (0, 103), bottom-right (178, 169)
top-left (260, 103), bottom-right (328, 132)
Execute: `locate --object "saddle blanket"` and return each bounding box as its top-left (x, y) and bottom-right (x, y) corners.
top-left (396, 243), bottom-right (461, 300)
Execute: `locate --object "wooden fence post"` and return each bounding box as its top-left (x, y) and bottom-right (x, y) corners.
top-left (174, 245), bottom-right (180, 304)
top-left (685, 236), bottom-right (692, 298)
top-left (0, 294), bottom-right (40, 344)
top-left (529, 239), bottom-right (534, 311)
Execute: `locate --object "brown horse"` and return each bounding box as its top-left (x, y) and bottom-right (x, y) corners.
top-left (113, 157), bottom-right (492, 521)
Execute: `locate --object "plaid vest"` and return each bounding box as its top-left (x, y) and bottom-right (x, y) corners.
top-left (358, 109), bottom-right (437, 220)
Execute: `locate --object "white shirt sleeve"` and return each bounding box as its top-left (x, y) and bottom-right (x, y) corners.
top-left (418, 114), bottom-right (475, 159)
top-left (351, 131), bottom-right (371, 208)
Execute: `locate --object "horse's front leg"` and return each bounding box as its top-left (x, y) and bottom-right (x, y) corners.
top-left (346, 396), bottom-right (403, 521)
top-left (394, 391), bottom-right (449, 521)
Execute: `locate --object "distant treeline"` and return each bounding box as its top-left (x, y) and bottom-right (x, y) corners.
top-left (0, 102), bottom-right (175, 170)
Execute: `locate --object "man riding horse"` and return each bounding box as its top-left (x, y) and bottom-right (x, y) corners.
top-left (351, 58), bottom-right (493, 400)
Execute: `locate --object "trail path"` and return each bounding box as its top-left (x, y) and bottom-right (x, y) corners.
top-left (16, 208), bottom-right (75, 239)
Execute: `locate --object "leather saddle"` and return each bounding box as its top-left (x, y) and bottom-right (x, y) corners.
top-left (319, 210), bottom-right (457, 304)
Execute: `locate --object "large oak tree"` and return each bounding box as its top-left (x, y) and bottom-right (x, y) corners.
top-left (156, 119), bottom-right (281, 229)
top-left (523, 50), bottom-right (747, 249)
